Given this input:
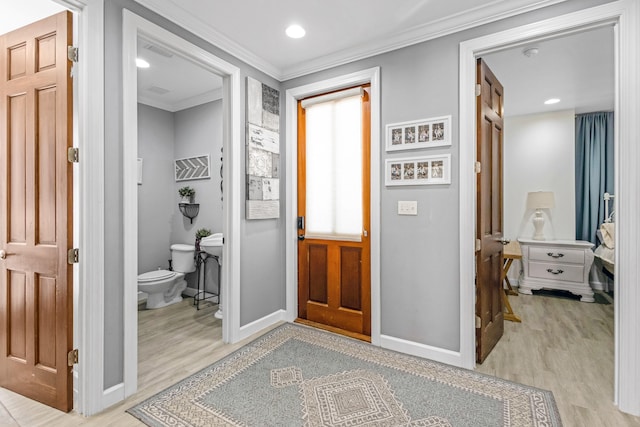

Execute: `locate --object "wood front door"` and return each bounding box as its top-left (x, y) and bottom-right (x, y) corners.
top-left (297, 86), bottom-right (371, 340)
top-left (0, 12), bottom-right (74, 412)
top-left (475, 58), bottom-right (505, 364)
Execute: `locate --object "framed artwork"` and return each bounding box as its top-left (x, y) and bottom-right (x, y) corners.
top-left (246, 76), bottom-right (280, 219)
top-left (385, 115), bottom-right (451, 151)
top-left (174, 154), bottom-right (211, 181)
top-left (385, 154), bottom-right (451, 186)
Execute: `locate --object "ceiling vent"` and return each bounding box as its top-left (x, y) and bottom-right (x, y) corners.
top-left (147, 86), bottom-right (170, 95)
top-left (142, 43), bottom-right (174, 58)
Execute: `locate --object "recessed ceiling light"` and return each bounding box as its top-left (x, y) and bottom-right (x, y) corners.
top-left (544, 98), bottom-right (560, 105)
top-left (136, 58), bottom-right (150, 68)
top-left (286, 24), bottom-right (305, 39)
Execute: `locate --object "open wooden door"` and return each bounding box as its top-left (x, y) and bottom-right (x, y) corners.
top-left (0, 12), bottom-right (74, 412)
top-left (475, 58), bottom-right (505, 364)
top-left (297, 86), bottom-right (371, 341)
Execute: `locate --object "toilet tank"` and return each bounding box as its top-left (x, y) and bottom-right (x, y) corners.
top-left (170, 244), bottom-right (196, 273)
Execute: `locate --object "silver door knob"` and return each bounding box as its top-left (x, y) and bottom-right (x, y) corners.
top-left (0, 250), bottom-right (6, 259)
top-left (499, 238), bottom-right (510, 245)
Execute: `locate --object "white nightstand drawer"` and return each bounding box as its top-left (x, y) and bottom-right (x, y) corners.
top-left (529, 262), bottom-right (584, 283)
top-left (529, 247), bottom-right (585, 264)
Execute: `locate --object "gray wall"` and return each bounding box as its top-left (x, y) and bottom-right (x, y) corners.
top-left (137, 100), bottom-right (223, 293)
top-left (103, 0), bottom-right (610, 388)
top-left (104, 0), bottom-right (285, 388)
top-left (137, 104), bottom-right (175, 273)
top-left (280, 0), bottom-right (613, 352)
top-left (172, 100), bottom-right (224, 245)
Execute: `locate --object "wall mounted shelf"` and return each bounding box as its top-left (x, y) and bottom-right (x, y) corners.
top-left (179, 203), bottom-right (199, 223)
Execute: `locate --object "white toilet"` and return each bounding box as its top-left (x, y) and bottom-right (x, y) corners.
top-left (138, 244), bottom-right (196, 309)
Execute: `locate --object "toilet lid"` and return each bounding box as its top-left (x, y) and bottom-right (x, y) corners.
top-left (138, 270), bottom-right (175, 283)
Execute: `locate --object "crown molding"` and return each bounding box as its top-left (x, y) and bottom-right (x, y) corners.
top-left (133, 0), bottom-right (281, 79)
top-left (280, 0), bottom-right (567, 80)
top-left (135, 0), bottom-right (565, 82)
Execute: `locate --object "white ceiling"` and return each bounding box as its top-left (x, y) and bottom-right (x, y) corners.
top-left (483, 25), bottom-right (615, 117)
top-left (4, 0), bottom-right (614, 116)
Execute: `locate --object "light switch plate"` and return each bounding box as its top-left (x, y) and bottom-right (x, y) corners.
top-left (398, 201), bottom-right (418, 215)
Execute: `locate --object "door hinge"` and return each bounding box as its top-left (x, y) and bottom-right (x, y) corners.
top-left (67, 248), bottom-right (79, 264)
top-left (475, 84), bottom-right (481, 97)
top-left (475, 239), bottom-right (481, 252)
top-left (67, 46), bottom-right (79, 63)
top-left (474, 161), bottom-right (481, 173)
top-left (475, 315), bottom-right (481, 328)
top-left (68, 147), bottom-right (79, 163)
top-left (67, 349), bottom-right (78, 366)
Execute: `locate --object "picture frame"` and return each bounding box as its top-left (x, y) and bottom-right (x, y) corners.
top-left (174, 154), bottom-right (211, 181)
top-left (385, 115), bottom-right (451, 151)
top-left (385, 154), bottom-right (451, 186)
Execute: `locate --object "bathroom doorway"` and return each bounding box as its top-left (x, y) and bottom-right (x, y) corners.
top-left (122, 11), bottom-right (242, 398)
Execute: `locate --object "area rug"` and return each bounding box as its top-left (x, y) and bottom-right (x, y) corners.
top-left (128, 323), bottom-right (561, 426)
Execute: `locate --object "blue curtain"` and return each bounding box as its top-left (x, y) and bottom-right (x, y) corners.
top-left (575, 112), bottom-right (614, 244)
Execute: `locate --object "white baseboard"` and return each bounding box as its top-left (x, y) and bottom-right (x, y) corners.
top-left (238, 309), bottom-right (287, 341)
top-left (380, 334), bottom-right (463, 368)
top-left (102, 383), bottom-right (125, 410)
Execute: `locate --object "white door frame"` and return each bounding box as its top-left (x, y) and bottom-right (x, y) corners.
top-left (52, 0), bottom-right (105, 416)
top-left (458, 0), bottom-right (640, 415)
top-left (122, 10), bottom-right (242, 398)
top-left (284, 67), bottom-right (381, 344)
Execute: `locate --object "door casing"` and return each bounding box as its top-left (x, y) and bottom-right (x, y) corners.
top-left (459, 0), bottom-right (640, 415)
top-left (122, 10), bottom-right (242, 400)
top-left (285, 67), bottom-right (381, 345)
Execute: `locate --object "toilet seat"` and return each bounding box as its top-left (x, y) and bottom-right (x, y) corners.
top-left (138, 269), bottom-right (176, 283)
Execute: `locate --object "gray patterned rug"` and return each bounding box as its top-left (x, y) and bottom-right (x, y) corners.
top-left (128, 324), bottom-right (561, 426)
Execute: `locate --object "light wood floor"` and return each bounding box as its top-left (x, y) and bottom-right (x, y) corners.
top-left (477, 291), bottom-right (640, 427)
top-left (1, 293), bottom-right (640, 426)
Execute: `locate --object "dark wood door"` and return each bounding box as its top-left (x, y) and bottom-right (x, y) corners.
top-left (0, 11), bottom-right (74, 411)
top-left (476, 58), bottom-right (505, 364)
top-left (297, 86), bottom-right (371, 340)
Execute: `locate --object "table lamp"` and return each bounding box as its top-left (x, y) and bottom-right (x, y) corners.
top-left (526, 191), bottom-right (555, 240)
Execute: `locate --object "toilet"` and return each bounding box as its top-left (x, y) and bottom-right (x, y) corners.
top-left (138, 244), bottom-right (196, 309)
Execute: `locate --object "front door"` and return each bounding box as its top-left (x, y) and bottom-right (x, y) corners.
top-left (297, 85), bottom-right (371, 340)
top-left (0, 12), bottom-right (74, 411)
top-left (475, 58), bottom-right (505, 364)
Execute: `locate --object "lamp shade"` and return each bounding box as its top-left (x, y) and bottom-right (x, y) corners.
top-left (526, 191), bottom-right (555, 210)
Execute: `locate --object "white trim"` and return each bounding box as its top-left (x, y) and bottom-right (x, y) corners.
top-left (122, 10), bottom-right (243, 400)
top-left (133, 0), bottom-right (279, 79)
top-left (138, 87), bottom-right (223, 113)
top-left (459, 0), bottom-right (640, 415)
top-left (54, 0), bottom-right (105, 416)
top-left (380, 335), bottom-right (462, 367)
top-left (101, 383), bottom-right (124, 410)
top-left (238, 310), bottom-right (287, 340)
top-left (285, 67), bottom-right (381, 345)
top-left (130, 0), bottom-right (564, 81)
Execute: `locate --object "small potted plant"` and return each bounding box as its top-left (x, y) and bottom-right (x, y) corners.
top-left (178, 186), bottom-right (195, 203)
top-left (195, 228), bottom-right (212, 252)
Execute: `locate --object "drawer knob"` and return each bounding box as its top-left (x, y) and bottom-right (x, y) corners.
top-left (547, 252), bottom-right (564, 258)
top-left (546, 268), bottom-right (564, 275)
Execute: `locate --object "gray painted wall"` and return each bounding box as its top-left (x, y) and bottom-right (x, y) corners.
top-left (280, 0), bottom-right (613, 352)
top-left (137, 100), bottom-right (223, 294)
top-left (137, 104), bottom-right (175, 274)
top-left (103, 0), bottom-right (610, 388)
top-left (173, 100), bottom-right (224, 293)
top-left (104, 0), bottom-right (285, 388)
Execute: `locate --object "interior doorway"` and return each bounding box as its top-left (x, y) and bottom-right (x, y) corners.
top-left (459, 2), bottom-right (640, 416)
top-left (122, 10), bottom-right (242, 399)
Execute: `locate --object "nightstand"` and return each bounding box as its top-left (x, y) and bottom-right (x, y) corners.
top-left (518, 239), bottom-right (595, 302)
